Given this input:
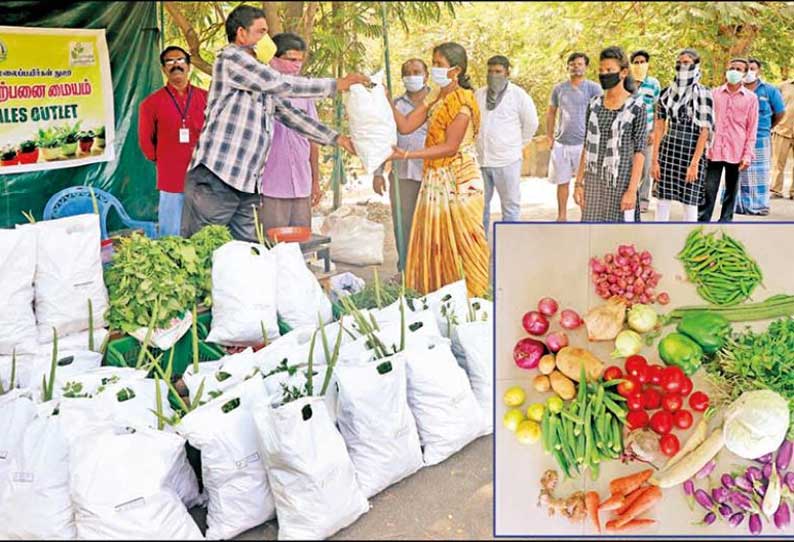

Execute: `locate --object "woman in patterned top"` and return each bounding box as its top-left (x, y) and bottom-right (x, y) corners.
top-left (389, 42), bottom-right (489, 297)
top-left (573, 46), bottom-right (647, 222)
top-left (651, 48), bottom-right (715, 222)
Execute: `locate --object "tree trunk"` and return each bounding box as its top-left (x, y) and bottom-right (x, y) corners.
top-left (284, 1), bottom-right (304, 30)
top-left (263, 1), bottom-right (284, 35)
top-left (164, 2), bottom-right (214, 76)
top-left (301, 2), bottom-right (319, 48)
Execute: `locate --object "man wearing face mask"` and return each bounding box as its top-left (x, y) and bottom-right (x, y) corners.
top-left (475, 55), bottom-right (538, 237)
top-left (258, 32), bottom-right (320, 232)
top-left (698, 58), bottom-right (758, 222)
top-left (138, 46), bottom-right (209, 237)
top-left (546, 52), bottom-right (603, 222)
top-left (735, 57), bottom-right (786, 215)
top-left (181, 4), bottom-right (369, 241)
top-left (630, 50), bottom-right (661, 213)
top-left (372, 58), bottom-right (429, 270)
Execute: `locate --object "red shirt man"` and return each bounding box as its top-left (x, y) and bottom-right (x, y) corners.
top-left (138, 46), bottom-right (208, 237)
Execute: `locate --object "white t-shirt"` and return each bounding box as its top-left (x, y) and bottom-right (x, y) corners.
top-left (475, 82), bottom-right (539, 168)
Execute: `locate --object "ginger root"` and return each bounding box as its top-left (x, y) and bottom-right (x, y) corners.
top-left (537, 469), bottom-right (587, 522)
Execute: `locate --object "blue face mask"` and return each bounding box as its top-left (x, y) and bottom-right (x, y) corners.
top-left (431, 66), bottom-right (453, 87)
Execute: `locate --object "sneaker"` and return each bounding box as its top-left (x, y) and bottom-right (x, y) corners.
top-left (772, 192), bottom-right (784, 199)
top-left (759, 209), bottom-right (770, 216)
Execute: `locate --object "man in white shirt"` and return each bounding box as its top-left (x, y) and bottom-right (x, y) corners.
top-left (475, 55), bottom-right (538, 238)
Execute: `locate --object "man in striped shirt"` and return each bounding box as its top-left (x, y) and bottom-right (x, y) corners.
top-left (181, 4), bottom-right (368, 241)
top-left (630, 50), bottom-right (661, 213)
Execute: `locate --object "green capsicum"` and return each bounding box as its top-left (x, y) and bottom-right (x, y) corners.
top-left (675, 311), bottom-right (731, 354)
top-left (658, 332), bottom-right (703, 376)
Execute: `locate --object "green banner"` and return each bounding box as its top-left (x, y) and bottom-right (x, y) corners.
top-left (0, 1), bottom-right (162, 228)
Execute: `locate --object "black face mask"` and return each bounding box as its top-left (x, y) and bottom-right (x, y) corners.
top-left (599, 72), bottom-right (622, 90)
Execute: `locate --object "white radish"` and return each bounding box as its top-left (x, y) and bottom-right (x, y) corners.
top-left (651, 427), bottom-right (725, 488)
top-left (662, 407), bottom-right (714, 472)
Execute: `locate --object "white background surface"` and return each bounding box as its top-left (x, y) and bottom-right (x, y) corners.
top-left (493, 223), bottom-right (794, 537)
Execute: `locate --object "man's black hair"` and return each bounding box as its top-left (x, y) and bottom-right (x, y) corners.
top-left (225, 4), bottom-right (266, 43)
top-left (567, 52), bottom-right (590, 66)
top-left (748, 57), bottom-right (763, 69)
top-left (630, 50), bottom-right (650, 63)
top-left (273, 32), bottom-right (306, 57)
top-left (401, 58), bottom-right (428, 75)
top-left (487, 55), bottom-right (511, 70)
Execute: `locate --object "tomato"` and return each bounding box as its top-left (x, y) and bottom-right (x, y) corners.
top-left (647, 364), bottom-right (665, 385)
top-left (625, 355), bottom-right (648, 382)
top-left (626, 391), bottom-right (645, 411)
top-left (617, 376), bottom-right (641, 398)
top-left (649, 410), bottom-right (674, 435)
top-left (603, 366), bottom-right (623, 381)
top-left (661, 366), bottom-right (686, 394)
top-left (626, 410), bottom-right (649, 430)
top-left (659, 433), bottom-right (681, 457)
top-left (674, 409), bottom-right (694, 430)
top-left (642, 387), bottom-right (663, 410)
top-left (680, 377), bottom-right (693, 396)
top-left (689, 391), bottom-right (710, 412)
top-left (662, 393), bottom-right (683, 412)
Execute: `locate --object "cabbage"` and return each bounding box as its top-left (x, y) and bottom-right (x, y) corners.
top-left (723, 390), bottom-right (790, 459)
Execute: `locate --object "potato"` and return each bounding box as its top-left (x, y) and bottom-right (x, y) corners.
top-left (533, 374), bottom-right (550, 393)
top-left (555, 346), bottom-right (604, 382)
top-left (549, 370), bottom-right (576, 401)
top-left (538, 354), bottom-right (556, 375)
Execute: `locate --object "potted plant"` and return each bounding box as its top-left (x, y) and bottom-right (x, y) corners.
top-left (1, 146), bottom-right (19, 166)
top-left (95, 126), bottom-right (106, 149)
top-left (36, 127), bottom-right (62, 161)
top-left (77, 130), bottom-right (95, 154)
top-left (58, 121), bottom-right (81, 157)
top-left (16, 139), bottom-right (39, 164)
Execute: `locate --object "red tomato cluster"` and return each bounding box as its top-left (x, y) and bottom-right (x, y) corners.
top-left (603, 355), bottom-right (710, 458)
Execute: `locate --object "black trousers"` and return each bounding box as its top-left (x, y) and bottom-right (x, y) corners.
top-left (698, 161), bottom-right (740, 222)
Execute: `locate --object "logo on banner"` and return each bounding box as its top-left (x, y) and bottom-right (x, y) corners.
top-left (0, 40), bottom-right (7, 63)
top-left (69, 41), bottom-right (95, 66)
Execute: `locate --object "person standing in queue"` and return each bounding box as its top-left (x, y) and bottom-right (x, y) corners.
top-left (138, 46), bottom-right (208, 237)
top-left (180, 4), bottom-right (368, 241)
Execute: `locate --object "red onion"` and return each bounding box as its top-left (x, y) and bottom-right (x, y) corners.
top-left (513, 337), bottom-right (548, 370)
top-left (546, 331), bottom-right (569, 353)
top-left (522, 311), bottom-right (549, 336)
top-left (605, 253), bottom-right (614, 263)
top-left (590, 258), bottom-right (606, 274)
top-left (616, 256), bottom-right (629, 267)
top-left (658, 292), bottom-right (670, 305)
top-left (559, 309), bottom-right (583, 330)
top-left (537, 297), bottom-right (559, 317)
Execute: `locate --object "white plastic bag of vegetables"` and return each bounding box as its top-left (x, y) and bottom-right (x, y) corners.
top-left (68, 424), bottom-right (202, 540)
top-left (182, 348), bottom-right (259, 403)
top-left (415, 280), bottom-right (471, 338)
top-left (334, 357), bottom-right (423, 498)
top-left (0, 390), bottom-right (37, 491)
top-left (344, 71), bottom-right (397, 175)
top-left (451, 320), bottom-right (493, 435)
top-left (207, 240), bottom-right (280, 346)
top-left (402, 335), bottom-right (485, 465)
top-left (178, 376), bottom-right (275, 540)
top-left (0, 227), bottom-right (38, 355)
top-left (25, 215), bottom-right (109, 342)
top-left (0, 409), bottom-right (77, 539)
top-left (272, 242), bottom-right (333, 329)
top-left (250, 394), bottom-right (369, 540)
top-left (37, 326), bottom-right (110, 355)
top-left (30, 350), bottom-right (103, 403)
top-left (0, 354), bottom-right (33, 391)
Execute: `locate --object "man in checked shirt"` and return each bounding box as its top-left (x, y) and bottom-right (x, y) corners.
top-left (181, 4), bottom-right (369, 241)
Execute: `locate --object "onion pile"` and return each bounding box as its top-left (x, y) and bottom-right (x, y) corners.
top-left (590, 244), bottom-right (669, 307)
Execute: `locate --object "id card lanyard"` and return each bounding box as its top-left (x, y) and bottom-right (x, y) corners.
top-left (165, 85), bottom-right (194, 143)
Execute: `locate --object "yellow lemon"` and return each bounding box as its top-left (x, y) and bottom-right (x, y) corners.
top-left (526, 402), bottom-right (545, 422)
top-left (503, 408), bottom-right (525, 432)
top-left (516, 420), bottom-right (541, 445)
top-left (503, 386), bottom-right (526, 407)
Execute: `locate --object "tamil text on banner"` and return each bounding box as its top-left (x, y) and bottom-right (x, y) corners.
top-left (0, 26), bottom-right (115, 175)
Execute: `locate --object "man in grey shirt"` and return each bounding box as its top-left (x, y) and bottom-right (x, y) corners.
top-left (545, 52), bottom-right (603, 221)
top-left (373, 58), bottom-right (429, 270)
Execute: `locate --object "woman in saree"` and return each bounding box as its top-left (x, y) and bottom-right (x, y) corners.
top-left (389, 42), bottom-right (490, 298)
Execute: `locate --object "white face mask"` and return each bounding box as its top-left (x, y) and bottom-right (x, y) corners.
top-left (403, 75), bottom-right (425, 93)
top-left (744, 70), bottom-right (759, 84)
top-left (431, 66), bottom-right (453, 87)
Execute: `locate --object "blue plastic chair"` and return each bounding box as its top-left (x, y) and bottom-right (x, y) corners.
top-left (42, 186), bottom-right (159, 240)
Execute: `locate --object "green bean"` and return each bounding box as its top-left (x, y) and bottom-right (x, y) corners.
top-left (541, 408), bottom-right (551, 453)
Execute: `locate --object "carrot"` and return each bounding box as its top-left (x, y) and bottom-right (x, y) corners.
top-left (605, 518), bottom-right (657, 532)
top-left (608, 468), bottom-right (653, 496)
top-left (598, 493), bottom-right (624, 512)
top-left (613, 486), bottom-right (663, 528)
top-left (615, 486), bottom-right (649, 516)
top-left (585, 491), bottom-right (601, 533)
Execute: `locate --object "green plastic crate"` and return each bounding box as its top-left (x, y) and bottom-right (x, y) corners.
top-left (105, 333), bottom-right (224, 376)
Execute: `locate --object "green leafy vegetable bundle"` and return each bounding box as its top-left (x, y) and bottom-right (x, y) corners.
top-left (704, 316), bottom-right (794, 437)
